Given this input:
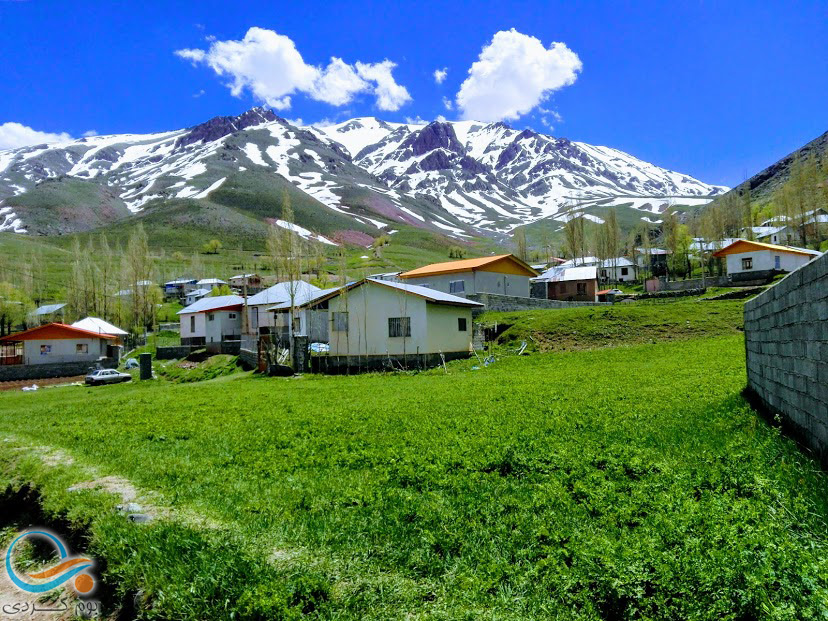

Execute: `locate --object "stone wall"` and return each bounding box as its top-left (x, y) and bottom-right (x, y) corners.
top-left (239, 348), bottom-right (258, 370)
top-left (0, 358), bottom-right (117, 382)
top-left (744, 251), bottom-right (828, 464)
top-left (156, 346), bottom-right (196, 360)
top-left (469, 292), bottom-right (607, 316)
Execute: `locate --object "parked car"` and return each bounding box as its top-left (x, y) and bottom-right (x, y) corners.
top-left (85, 369), bottom-right (132, 386)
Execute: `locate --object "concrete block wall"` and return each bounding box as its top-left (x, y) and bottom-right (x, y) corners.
top-left (468, 293), bottom-right (607, 316)
top-left (744, 251), bottom-right (828, 464)
top-left (0, 358), bottom-right (117, 382)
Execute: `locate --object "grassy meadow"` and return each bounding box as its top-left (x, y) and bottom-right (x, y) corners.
top-left (1, 305), bottom-right (827, 618)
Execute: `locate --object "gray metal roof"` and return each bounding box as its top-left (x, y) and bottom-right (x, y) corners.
top-left (177, 295), bottom-right (244, 314)
top-left (247, 281), bottom-right (321, 306)
top-left (364, 279), bottom-right (483, 306)
top-left (35, 303), bottom-right (66, 315)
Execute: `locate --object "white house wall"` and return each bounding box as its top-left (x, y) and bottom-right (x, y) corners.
top-left (726, 250), bottom-right (812, 275)
top-left (23, 337), bottom-right (107, 365)
top-left (425, 304), bottom-right (475, 354)
top-left (180, 311), bottom-right (241, 342)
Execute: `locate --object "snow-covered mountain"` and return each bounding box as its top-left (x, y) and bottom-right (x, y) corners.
top-left (0, 108), bottom-right (726, 240)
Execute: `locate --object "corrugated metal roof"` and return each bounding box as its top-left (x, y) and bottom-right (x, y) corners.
top-left (303, 279), bottom-right (484, 308)
top-left (266, 287), bottom-right (341, 311)
top-left (177, 295), bottom-right (244, 314)
top-left (71, 317), bottom-right (129, 336)
top-left (536, 266), bottom-right (598, 282)
top-left (196, 278), bottom-right (227, 285)
top-left (34, 303), bottom-right (66, 315)
top-left (247, 281), bottom-right (321, 306)
top-left (399, 254), bottom-right (538, 278)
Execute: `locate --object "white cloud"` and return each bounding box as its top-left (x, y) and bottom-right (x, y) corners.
top-left (442, 96), bottom-right (453, 110)
top-left (433, 67), bottom-right (447, 84)
top-left (82, 129), bottom-right (99, 137)
top-left (455, 29), bottom-right (581, 122)
top-left (0, 122), bottom-right (73, 150)
top-left (176, 27), bottom-right (411, 111)
top-left (192, 89), bottom-right (206, 98)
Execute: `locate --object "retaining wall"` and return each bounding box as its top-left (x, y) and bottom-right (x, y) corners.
top-left (0, 358), bottom-right (117, 382)
top-left (470, 292), bottom-right (607, 316)
top-left (661, 275), bottom-right (730, 291)
top-left (744, 251), bottom-right (828, 464)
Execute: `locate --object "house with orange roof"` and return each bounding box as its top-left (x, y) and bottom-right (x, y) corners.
top-left (0, 323), bottom-right (119, 367)
top-left (711, 240), bottom-right (821, 282)
top-left (398, 254), bottom-right (539, 298)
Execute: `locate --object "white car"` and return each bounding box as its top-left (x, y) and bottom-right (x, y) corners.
top-left (85, 369), bottom-right (132, 386)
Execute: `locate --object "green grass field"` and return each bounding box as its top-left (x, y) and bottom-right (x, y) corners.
top-left (1, 306), bottom-right (827, 618)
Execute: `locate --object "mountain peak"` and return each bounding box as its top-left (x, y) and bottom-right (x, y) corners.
top-left (175, 108), bottom-right (279, 149)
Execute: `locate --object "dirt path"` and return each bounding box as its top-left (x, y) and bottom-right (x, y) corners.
top-left (0, 377), bottom-right (85, 392)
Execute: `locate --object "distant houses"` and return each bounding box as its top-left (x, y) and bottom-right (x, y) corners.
top-left (196, 278), bottom-right (228, 292)
top-left (599, 258), bottom-right (637, 283)
top-left (712, 240), bottom-right (820, 282)
top-left (398, 254), bottom-right (538, 298)
top-left (177, 295), bottom-right (244, 346)
top-left (229, 273), bottom-right (262, 290)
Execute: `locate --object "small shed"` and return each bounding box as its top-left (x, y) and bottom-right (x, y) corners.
top-left (534, 266), bottom-right (598, 302)
top-left (33, 303), bottom-right (67, 324)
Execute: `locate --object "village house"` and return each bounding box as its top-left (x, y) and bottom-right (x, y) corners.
top-left (229, 274), bottom-right (262, 291)
top-left (267, 287), bottom-right (338, 343)
top-left (0, 323), bottom-right (119, 367)
top-left (307, 278), bottom-right (482, 371)
top-left (184, 288), bottom-right (211, 306)
top-left (533, 266), bottom-right (599, 302)
top-left (177, 295), bottom-right (244, 346)
top-left (636, 248), bottom-right (669, 275)
top-left (72, 317), bottom-right (128, 341)
top-left (196, 278), bottom-right (228, 292)
top-left (245, 281), bottom-right (321, 335)
top-left (398, 254), bottom-right (538, 298)
top-left (599, 257), bottom-right (637, 282)
top-left (712, 239), bottom-right (821, 282)
top-left (163, 278), bottom-right (197, 298)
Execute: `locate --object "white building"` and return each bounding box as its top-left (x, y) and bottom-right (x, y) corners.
top-left (196, 278), bottom-right (228, 291)
top-left (712, 240), bottom-right (820, 282)
top-left (599, 257), bottom-right (637, 282)
top-left (0, 323), bottom-right (118, 366)
top-left (71, 317), bottom-right (129, 341)
top-left (177, 295), bottom-right (244, 345)
top-left (398, 254), bottom-right (538, 298)
top-left (245, 281), bottom-right (321, 335)
top-left (308, 278), bottom-right (482, 368)
top-left (184, 288), bottom-right (211, 306)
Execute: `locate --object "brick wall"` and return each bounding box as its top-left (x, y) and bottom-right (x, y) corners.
top-left (744, 251), bottom-right (828, 463)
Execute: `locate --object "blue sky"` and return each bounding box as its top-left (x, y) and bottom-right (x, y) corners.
top-left (0, 0), bottom-right (825, 187)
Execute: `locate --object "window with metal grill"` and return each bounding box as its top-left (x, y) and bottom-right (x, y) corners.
top-left (388, 316), bottom-right (411, 338)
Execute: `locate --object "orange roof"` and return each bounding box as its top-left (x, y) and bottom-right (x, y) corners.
top-left (0, 323), bottom-right (118, 342)
top-left (711, 239), bottom-right (820, 258)
top-left (399, 254), bottom-right (539, 279)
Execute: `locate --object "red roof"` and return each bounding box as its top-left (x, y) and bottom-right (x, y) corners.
top-left (0, 323), bottom-right (117, 342)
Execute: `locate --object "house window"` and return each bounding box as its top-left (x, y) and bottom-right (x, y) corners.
top-left (458, 317), bottom-right (467, 332)
top-left (601, 269), bottom-right (607, 278)
top-left (774, 256), bottom-right (781, 270)
top-left (190, 316), bottom-right (195, 332)
top-left (76, 343), bottom-right (88, 354)
top-left (332, 312), bottom-right (348, 332)
top-left (741, 257), bottom-right (753, 270)
top-left (229, 313), bottom-right (237, 319)
top-left (621, 267), bottom-right (629, 276)
top-left (208, 313), bottom-right (215, 321)
top-left (40, 345), bottom-right (51, 355)
top-left (577, 283), bottom-right (587, 295)
top-left (388, 317), bottom-right (411, 338)
top-left (449, 280), bottom-right (465, 294)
